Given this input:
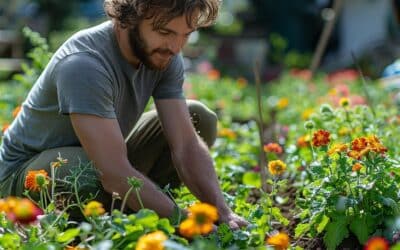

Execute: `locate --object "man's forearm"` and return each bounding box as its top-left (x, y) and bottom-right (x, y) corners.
top-left (101, 159), bottom-right (176, 218)
top-left (173, 138), bottom-right (231, 215)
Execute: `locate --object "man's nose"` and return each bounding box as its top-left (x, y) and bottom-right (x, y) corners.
top-left (168, 36), bottom-right (186, 54)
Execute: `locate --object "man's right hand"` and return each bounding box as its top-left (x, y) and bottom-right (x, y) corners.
top-left (70, 113), bottom-right (176, 218)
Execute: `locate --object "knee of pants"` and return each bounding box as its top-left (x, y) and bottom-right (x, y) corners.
top-left (187, 100), bottom-right (217, 147)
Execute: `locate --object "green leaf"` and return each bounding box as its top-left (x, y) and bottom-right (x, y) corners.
top-left (271, 207), bottom-right (289, 226)
top-left (323, 220), bottom-right (349, 250)
top-left (242, 172), bottom-right (261, 188)
top-left (317, 215), bottom-right (330, 233)
top-left (349, 216), bottom-right (373, 244)
top-left (135, 209), bottom-right (159, 229)
top-left (56, 228), bottom-right (80, 243)
top-left (295, 223), bottom-right (310, 238)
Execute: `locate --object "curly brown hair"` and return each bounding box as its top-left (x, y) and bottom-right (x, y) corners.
top-left (104, 0), bottom-right (221, 29)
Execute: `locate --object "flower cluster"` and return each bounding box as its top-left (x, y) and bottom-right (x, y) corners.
top-left (0, 197), bottom-right (43, 224)
top-left (348, 135), bottom-right (387, 160)
top-left (179, 202), bottom-right (218, 238)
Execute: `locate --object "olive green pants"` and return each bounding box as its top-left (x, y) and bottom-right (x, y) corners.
top-left (0, 100), bottom-right (217, 212)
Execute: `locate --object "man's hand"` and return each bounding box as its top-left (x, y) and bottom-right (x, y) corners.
top-left (218, 210), bottom-right (249, 230)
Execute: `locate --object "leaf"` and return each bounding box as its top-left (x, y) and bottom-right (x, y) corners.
top-left (242, 172), bottom-right (261, 188)
top-left (349, 216), bottom-right (373, 244)
top-left (323, 220), bottom-right (349, 250)
top-left (56, 228), bottom-right (80, 243)
top-left (271, 207), bottom-right (289, 226)
top-left (163, 240), bottom-right (190, 250)
top-left (135, 209), bottom-right (159, 229)
top-left (295, 223), bottom-right (310, 238)
top-left (317, 215), bottom-right (330, 233)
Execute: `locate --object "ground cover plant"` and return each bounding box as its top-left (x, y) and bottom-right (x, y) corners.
top-left (1, 29), bottom-right (400, 250)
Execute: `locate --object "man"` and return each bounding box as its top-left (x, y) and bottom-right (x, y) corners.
top-left (0, 0), bottom-right (248, 229)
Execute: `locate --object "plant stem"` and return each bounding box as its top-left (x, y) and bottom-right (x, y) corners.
top-left (120, 186), bottom-right (134, 213)
top-left (135, 188), bottom-right (144, 209)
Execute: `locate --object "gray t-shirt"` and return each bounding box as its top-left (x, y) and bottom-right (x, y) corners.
top-left (0, 21), bottom-right (185, 181)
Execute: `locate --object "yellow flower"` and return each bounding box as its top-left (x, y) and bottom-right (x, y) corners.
top-left (338, 127), bottom-right (350, 136)
top-left (266, 232), bottom-right (290, 250)
top-left (84, 201), bottom-right (105, 217)
top-left (301, 108), bottom-right (314, 120)
top-left (268, 160), bottom-right (287, 176)
top-left (136, 230), bottom-right (167, 250)
top-left (218, 128), bottom-right (236, 139)
top-left (327, 143), bottom-right (348, 156)
top-left (339, 97), bottom-right (350, 107)
top-left (277, 98), bottom-right (289, 109)
top-left (24, 170), bottom-right (49, 192)
top-left (179, 202), bottom-right (218, 238)
top-left (50, 156), bottom-right (68, 168)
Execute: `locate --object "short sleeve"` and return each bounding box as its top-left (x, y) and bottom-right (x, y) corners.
top-left (53, 53), bottom-right (116, 118)
top-left (152, 54), bottom-right (185, 99)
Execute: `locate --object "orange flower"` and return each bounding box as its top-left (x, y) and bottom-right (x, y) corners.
top-left (1, 123), bottom-right (9, 134)
top-left (237, 77), bottom-right (248, 88)
top-left (11, 198), bottom-right (43, 224)
top-left (12, 105), bottom-right (21, 118)
top-left (264, 143), bottom-right (283, 154)
top-left (207, 69), bottom-right (220, 81)
top-left (327, 143), bottom-right (348, 156)
top-left (312, 130), bottom-right (330, 147)
top-left (297, 135), bottom-right (310, 148)
top-left (367, 135), bottom-right (387, 154)
top-left (351, 137), bottom-right (369, 151)
top-left (364, 236), bottom-right (389, 250)
top-left (266, 232), bottom-right (290, 250)
top-left (24, 170), bottom-right (49, 192)
top-left (352, 163), bottom-right (363, 172)
top-left (218, 128), bottom-right (236, 139)
top-left (179, 202), bottom-right (218, 238)
top-left (84, 201), bottom-right (105, 217)
top-left (277, 98), bottom-right (289, 109)
top-left (136, 230), bottom-right (167, 250)
top-left (268, 160), bottom-right (287, 176)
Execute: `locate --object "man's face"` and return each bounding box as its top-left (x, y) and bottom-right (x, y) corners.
top-left (128, 15), bottom-right (195, 70)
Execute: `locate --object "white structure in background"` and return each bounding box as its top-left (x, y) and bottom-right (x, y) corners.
top-left (326, 0), bottom-right (392, 68)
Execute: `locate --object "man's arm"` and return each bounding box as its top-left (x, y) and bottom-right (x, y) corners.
top-left (155, 99), bottom-right (248, 229)
top-left (70, 113), bottom-right (176, 217)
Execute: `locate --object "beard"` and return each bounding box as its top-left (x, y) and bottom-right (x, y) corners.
top-left (128, 27), bottom-right (174, 71)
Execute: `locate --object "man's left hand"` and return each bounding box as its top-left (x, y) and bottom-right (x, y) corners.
top-left (218, 210), bottom-right (249, 230)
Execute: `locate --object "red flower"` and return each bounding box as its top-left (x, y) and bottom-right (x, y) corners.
top-left (264, 143), bottom-right (283, 154)
top-left (312, 130), bottom-right (330, 147)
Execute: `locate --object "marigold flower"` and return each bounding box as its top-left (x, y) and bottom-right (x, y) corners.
top-left (24, 170), bottom-right (49, 192)
top-left (136, 230), bottom-right (167, 250)
top-left (339, 97), bottom-right (350, 107)
top-left (10, 198), bottom-right (43, 224)
top-left (312, 130), bottom-right (330, 147)
top-left (327, 143), bottom-right (348, 156)
top-left (268, 160), bottom-right (287, 176)
top-left (266, 232), bottom-right (290, 250)
top-left (12, 105), bottom-right (21, 118)
top-left (364, 236), bottom-right (389, 250)
top-left (367, 135), bottom-right (387, 154)
top-left (352, 163), bottom-right (363, 172)
top-left (237, 77), bottom-right (248, 88)
top-left (207, 69), bottom-right (220, 81)
top-left (277, 98), bottom-right (289, 109)
top-left (351, 137), bottom-right (369, 151)
top-left (179, 202), bottom-right (218, 238)
top-left (218, 128), bottom-right (236, 139)
top-left (297, 135), bottom-right (310, 148)
top-left (84, 201), bottom-right (105, 217)
top-left (264, 143), bottom-right (283, 154)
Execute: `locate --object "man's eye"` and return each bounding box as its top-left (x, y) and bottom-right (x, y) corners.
top-left (159, 30), bottom-right (170, 35)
